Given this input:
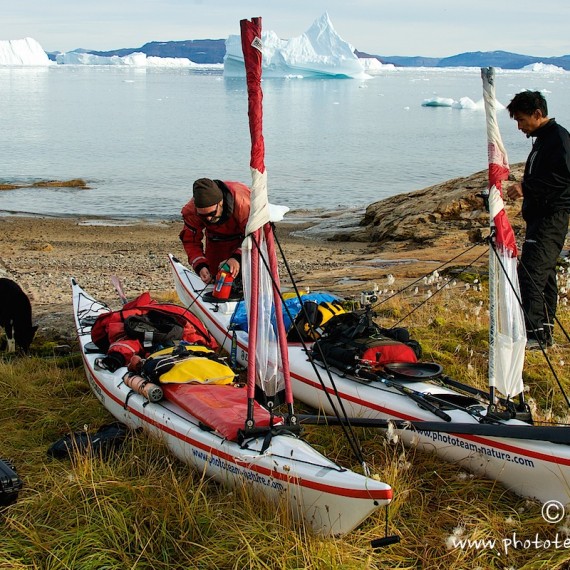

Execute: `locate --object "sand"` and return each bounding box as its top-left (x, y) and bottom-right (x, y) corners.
top-left (0, 211), bottom-right (486, 343)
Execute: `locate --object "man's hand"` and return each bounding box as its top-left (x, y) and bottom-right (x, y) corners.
top-left (222, 258), bottom-right (240, 277)
top-left (199, 267), bottom-right (212, 284)
top-left (506, 182), bottom-right (523, 200)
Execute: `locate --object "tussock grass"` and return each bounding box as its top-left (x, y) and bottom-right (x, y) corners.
top-left (2, 283), bottom-right (570, 568)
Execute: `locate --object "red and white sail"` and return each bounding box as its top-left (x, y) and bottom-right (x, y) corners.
top-left (481, 67), bottom-right (525, 399)
top-left (240, 18), bottom-right (292, 405)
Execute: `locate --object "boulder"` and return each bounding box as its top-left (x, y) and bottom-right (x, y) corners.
top-left (338, 164), bottom-right (525, 246)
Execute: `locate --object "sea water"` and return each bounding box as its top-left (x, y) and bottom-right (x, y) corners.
top-left (1, 64), bottom-right (569, 220)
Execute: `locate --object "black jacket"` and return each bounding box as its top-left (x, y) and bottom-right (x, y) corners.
top-left (522, 119), bottom-right (570, 222)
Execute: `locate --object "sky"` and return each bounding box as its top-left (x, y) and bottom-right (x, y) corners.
top-left (5, 0), bottom-right (570, 58)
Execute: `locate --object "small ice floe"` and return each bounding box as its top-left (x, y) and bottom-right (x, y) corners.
top-left (422, 97), bottom-right (455, 107)
top-left (452, 97), bottom-right (485, 110)
top-left (522, 62), bottom-right (565, 73)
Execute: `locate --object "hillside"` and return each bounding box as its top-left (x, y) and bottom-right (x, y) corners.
top-left (49, 39), bottom-right (570, 69)
top-left (357, 49), bottom-right (570, 70)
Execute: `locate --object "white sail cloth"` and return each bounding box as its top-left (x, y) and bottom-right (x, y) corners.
top-left (488, 189), bottom-right (526, 399)
top-left (482, 67), bottom-right (526, 399)
top-left (241, 231), bottom-right (284, 397)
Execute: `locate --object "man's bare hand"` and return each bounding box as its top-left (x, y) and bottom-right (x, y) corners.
top-left (199, 267), bottom-right (212, 284)
top-left (222, 258), bottom-right (240, 277)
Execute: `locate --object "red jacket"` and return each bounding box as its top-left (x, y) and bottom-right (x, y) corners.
top-left (180, 180), bottom-right (251, 275)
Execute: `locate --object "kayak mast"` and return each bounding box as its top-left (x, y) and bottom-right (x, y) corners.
top-left (240, 18), bottom-right (296, 422)
top-left (481, 67), bottom-right (526, 414)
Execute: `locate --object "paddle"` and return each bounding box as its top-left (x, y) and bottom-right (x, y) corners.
top-left (346, 364), bottom-right (453, 422)
top-left (297, 414), bottom-right (570, 444)
top-left (380, 378), bottom-right (452, 422)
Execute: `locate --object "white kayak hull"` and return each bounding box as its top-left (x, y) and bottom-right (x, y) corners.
top-left (169, 254), bottom-right (570, 506)
top-left (71, 278), bottom-right (392, 536)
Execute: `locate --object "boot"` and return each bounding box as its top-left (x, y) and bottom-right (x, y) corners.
top-left (526, 328), bottom-right (546, 351)
top-left (543, 322), bottom-right (555, 347)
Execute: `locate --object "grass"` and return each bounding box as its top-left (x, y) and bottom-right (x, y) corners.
top-left (2, 281), bottom-right (570, 569)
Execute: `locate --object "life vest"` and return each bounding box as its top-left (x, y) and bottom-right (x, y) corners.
top-left (91, 292), bottom-right (217, 367)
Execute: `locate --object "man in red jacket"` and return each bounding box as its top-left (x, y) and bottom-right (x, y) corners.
top-left (180, 178), bottom-right (251, 284)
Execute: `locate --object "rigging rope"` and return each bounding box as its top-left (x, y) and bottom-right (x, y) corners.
top-left (490, 239), bottom-right (570, 409)
top-left (389, 246), bottom-right (489, 328)
top-left (254, 226), bottom-right (370, 472)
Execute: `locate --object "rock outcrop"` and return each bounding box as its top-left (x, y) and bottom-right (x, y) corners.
top-left (340, 163), bottom-right (525, 246)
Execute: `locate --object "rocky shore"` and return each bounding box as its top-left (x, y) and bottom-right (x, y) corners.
top-left (0, 165), bottom-right (525, 344)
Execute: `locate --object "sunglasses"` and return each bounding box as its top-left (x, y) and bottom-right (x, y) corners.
top-left (197, 203), bottom-right (220, 221)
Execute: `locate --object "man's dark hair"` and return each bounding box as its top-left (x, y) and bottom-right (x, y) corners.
top-left (506, 90), bottom-right (548, 118)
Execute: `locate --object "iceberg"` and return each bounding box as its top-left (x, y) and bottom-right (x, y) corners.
top-left (421, 97), bottom-right (456, 107)
top-left (422, 96), bottom-right (491, 110)
top-left (522, 62), bottom-right (565, 73)
top-left (451, 97), bottom-right (486, 110)
top-left (224, 13), bottom-right (370, 79)
top-left (360, 57), bottom-right (395, 74)
top-left (55, 50), bottom-right (223, 69)
top-left (0, 37), bottom-right (52, 66)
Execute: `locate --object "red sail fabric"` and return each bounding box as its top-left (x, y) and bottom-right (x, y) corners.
top-left (240, 18), bottom-right (265, 175)
top-left (240, 18), bottom-right (293, 405)
top-left (483, 69), bottom-right (517, 258)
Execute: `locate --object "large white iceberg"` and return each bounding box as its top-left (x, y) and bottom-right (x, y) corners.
top-left (0, 37), bottom-right (52, 66)
top-left (224, 13), bottom-right (371, 79)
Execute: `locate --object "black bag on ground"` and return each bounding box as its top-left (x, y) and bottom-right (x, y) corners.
top-left (47, 422), bottom-right (130, 460)
top-left (311, 310), bottom-right (422, 374)
top-left (0, 458), bottom-right (23, 507)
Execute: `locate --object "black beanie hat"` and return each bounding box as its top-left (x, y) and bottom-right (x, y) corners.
top-left (193, 178), bottom-right (223, 208)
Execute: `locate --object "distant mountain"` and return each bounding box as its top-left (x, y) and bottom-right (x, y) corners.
top-left (49, 39), bottom-right (227, 64)
top-left (48, 40), bottom-right (570, 70)
top-left (356, 51), bottom-right (440, 68)
top-left (356, 49), bottom-right (570, 70)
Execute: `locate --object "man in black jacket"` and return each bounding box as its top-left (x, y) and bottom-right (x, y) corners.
top-left (506, 91), bottom-right (570, 349)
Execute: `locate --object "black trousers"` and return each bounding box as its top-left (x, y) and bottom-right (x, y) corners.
top-left (518, 210), bottom-right (569, 338)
